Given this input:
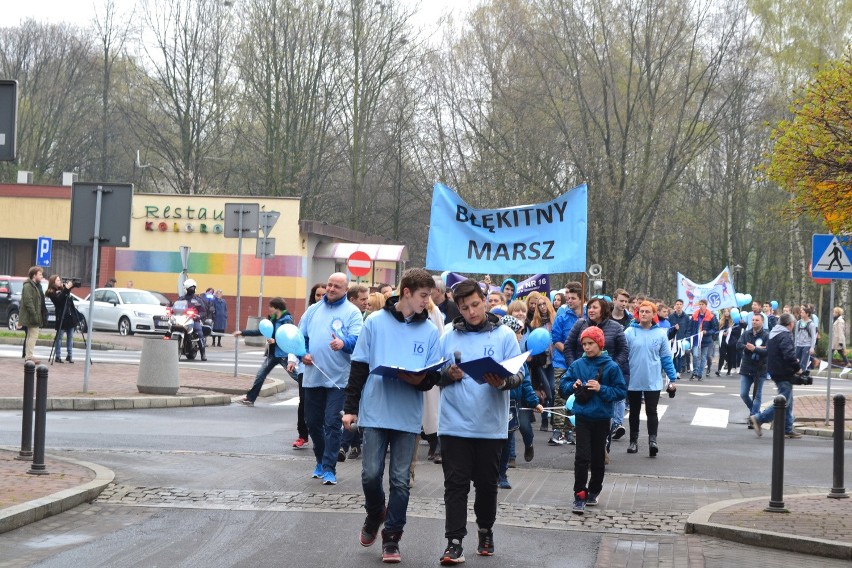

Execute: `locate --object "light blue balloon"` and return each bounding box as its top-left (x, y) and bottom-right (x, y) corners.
top-left (441, 271), bottom-right (450, 284)
top-left (569, 415), bottom-right (576, 426)
top-left (731, 310), bottom-right (741, 325)
top-left (771, 300), bottom-right (778, 310)
top-left (681, 339), bottom-right (691, 351)
top-left (527, 328), bottom-right (551, 356)
top-left (565, 394), bottom-right (575, 411)
top-left (275, 323), bottom-right (307, 357)
top-left (258, 319), bottom-right (274, 339)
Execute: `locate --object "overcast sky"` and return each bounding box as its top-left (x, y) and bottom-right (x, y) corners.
top-left (3, 0), bottom-right (475, 31)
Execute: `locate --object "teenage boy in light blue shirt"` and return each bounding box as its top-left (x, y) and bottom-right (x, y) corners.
top-left (342, 268), bottom-right (442, 564)
top-left (436, 279), bottom-right (524, 565)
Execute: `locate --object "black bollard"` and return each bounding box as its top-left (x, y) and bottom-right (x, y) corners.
top-left (765, 394), bottom-right (788, 512)
top-left (27, 365), bottom-right (49, 475)
top-left (828, 394), bottom-right (848, 499)
top-left (16, 361), bottom-right (35, 461)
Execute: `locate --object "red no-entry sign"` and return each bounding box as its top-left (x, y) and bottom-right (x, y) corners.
top-left (347, 251), bottom-right (372, 277)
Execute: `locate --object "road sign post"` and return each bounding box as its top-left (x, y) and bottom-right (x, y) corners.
top-left (812, 234), bottom-right (852, 423)
top-left (347, 251), bottom-right (372, 280)
top-left (36, 237), bottom-right (52, 267)
top-left (256, 211), bottom-right (279, 316)
top-left (224, 203), bottom-right (260, 377)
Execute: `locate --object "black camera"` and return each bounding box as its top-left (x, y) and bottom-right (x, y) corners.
top-left (573, 384), bottom-right (595, 404)
top-left (63, 277), bottom-right (82, 289)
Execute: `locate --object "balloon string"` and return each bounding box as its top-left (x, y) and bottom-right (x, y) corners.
top-left (310, 360), bottom-right (341, 389)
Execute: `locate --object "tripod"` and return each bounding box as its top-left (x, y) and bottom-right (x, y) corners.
top-left (48, 287), bottom-right (88, 365)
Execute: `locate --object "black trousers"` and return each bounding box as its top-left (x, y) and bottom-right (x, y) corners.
top-left (628, 390), bottom-right (661, 438)
top-left (439, 435), bottom-right (504, 540)
top-left (573, 417), bottom-right (610, 495)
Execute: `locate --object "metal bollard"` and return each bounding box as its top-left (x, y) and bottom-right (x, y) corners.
top-left (27, 365), bottom-right (49, 475)
top-left (828, 394), bottom-right (848, 499)
top-left (765, 394), bottom-right (788, 512)
top-left (16, 361), bottom-right (35, 461)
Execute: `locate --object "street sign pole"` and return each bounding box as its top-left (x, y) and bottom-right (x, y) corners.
top-left (235, 212), bottom-right (243, 378)
top-left (826, 279), bottom-right (835, 425)
top-left (83, 188), bottom-right (107, 393)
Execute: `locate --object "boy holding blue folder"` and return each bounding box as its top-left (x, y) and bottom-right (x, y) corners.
top-left (342, 268), bottom-right (442, 564)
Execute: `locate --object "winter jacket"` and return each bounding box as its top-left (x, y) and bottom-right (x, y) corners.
top-left (20, 279), bottom-right (47, 328)
top-left (551, 308), bottom-right (581, 369)
top-left (736, 327), bottom-right (769, 377)
top-left (564, 318), bottom-right (629, 379)
top-left (833, 316), bottom-right (847, 350)
top-left (668, 310), bottom-right (691, 340)
top-left (212, 297), bottom-right (228, 331)
top-left (47, 287), bottom-right (78, 331)
top-left (624, 322), bottom-right (677, 391)
top-left (767, 324), bottom-right (801, 382)
top-left (560, 351), bottom-right (626, 421)
top-left (511, 365), bottom-right (540, 408)
top-left (688, 309), bottom-right (718, 346)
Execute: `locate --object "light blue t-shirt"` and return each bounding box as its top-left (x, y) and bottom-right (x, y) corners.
top-left (438, 323), bottom-right (521, 439)
top-left (351, 309), bottom-right (442, 433)
top-left (299, 296), bottom-right (363, 388)
top-left (624, 323), bottom-right (677, 391)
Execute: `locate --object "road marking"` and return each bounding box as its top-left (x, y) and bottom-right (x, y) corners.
top-left (690, 407), bottom-right (729, 428)
top-left (271, 398), bottom-right (300, 406)
top-left (689, 392), bottom-right (714, 397)
top-left (625, 405), bottom-right (668, 422)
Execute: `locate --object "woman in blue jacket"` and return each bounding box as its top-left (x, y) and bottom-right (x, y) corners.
top-left (624, 302), bottom-right (678, 456)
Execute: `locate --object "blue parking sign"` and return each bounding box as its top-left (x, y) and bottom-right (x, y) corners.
top-left (36, 236), bottom-right (51, 267)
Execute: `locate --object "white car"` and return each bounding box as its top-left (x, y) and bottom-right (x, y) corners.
top-left (76, 288), bottom-right (170, 336)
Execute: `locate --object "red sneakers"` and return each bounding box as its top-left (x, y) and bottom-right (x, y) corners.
top-left (292, 437), bottom-right (308, 449)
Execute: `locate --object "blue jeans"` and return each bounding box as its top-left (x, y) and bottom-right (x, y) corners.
top-left (612, 399), bottom-right (625, 427)
top-left (304, 386), bottom-right (345, 473)
top-left (53, 327), bottom-right (73, 360)
top-left (795, 346), bottom-right (812, 373)
top-left (500, 409), bottom-right (534, 478)
top-left (739, 373), bottom-right (766, 415)
top-left (361, 428), bottom-right (417, 533)
top-left (692, 343), bottom-right (712, 378)
top-left (246, 357), bottom-right (285, 402)
top-left (755, 380), bottom-right (795, 434)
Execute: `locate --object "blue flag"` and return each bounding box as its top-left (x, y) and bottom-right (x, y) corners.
top-left (425, 182), bottom-right (587, 274)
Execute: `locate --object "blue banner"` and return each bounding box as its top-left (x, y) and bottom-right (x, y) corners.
top-left (425, 182), bottom-right (588, 274)
top-left (515, 274), bottom-right (550, 298)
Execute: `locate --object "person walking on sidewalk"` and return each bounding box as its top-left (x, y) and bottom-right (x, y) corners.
top-left (19, 266), bottom-right (47, 364)
top-left (341, 268), bottom-right (442, 564)
top-left (297, 272), bottom-right (363, 486)
top-left (436, 279), bottom-right (524, 565)
top-left (750, 313), bottom-right (803, 438)
top-left (561, 326), bottom-right (626, 515)
top-left (624, 301), bottom-right (678, 456)
top-left (233, 298), bottom-right (293, 407)
top-left (832, 307), bottom-right (850, 367)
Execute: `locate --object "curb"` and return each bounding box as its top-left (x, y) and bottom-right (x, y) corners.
top-left (0, 336), bottom-right (116, 351)
top-left (0, 452), bottom-right (115, 535)
top-left (685, 494), bottom-right (852, 560)
top-left (0, 377), bottom-right (286, 411)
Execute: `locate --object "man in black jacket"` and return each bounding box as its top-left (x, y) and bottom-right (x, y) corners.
top-left (737, 312), bottom-right (769, 419)
top-left (749, 313), bottom-right (803, 438)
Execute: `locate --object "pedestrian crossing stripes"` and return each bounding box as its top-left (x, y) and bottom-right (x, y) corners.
top-left (690, 407), bottom-right (730, 428)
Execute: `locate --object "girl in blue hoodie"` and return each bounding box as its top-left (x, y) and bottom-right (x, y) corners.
top-left (560, 326), bottom-right (626, 515)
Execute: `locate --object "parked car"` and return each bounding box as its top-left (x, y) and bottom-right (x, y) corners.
top-left (76, 288), bottom-right (170, 336)
top-left (0, 275), bottom-right (82, 330)
top-left (147, 291), bottom-right (173, 307)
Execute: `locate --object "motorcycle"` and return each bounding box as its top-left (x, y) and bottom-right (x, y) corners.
top-left (165, 299), bottom-right (212, 360)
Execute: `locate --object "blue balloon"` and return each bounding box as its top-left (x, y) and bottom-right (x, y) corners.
top-left (275, 323), bottom-right (307, 357)
top-left (565, 394), bottom-right (575, 411)
top-left (527, 327), bottom-right (551, 356)
top-left (731, 311), bottom-right (741, 325)
top-left (681, 339), bottom-right (691, 351)
top-left (771, 300), bottom-right (778, 310)
top-left (569, 415), bottom-right (576, 426)
top-left (258, 319), bottom-right (274, 339)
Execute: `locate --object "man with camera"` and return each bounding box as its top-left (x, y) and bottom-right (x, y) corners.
top-left (749, 313), bottom-right (804, 438)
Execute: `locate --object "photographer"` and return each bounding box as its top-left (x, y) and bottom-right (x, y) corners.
top-left (749, 313), bottom-right (804, 438)
top-left (46, 275), bottom-right (78, 363)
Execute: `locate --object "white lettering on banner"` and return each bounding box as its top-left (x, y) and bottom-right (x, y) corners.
top-left (456, 202), bottom-right (569, 233)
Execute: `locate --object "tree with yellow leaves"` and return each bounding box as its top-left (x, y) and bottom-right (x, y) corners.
top-left (766, 50), bottom-right (852, 233)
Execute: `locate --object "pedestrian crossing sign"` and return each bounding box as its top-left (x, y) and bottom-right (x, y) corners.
top-left (812, 234), bottom-right (852, 279)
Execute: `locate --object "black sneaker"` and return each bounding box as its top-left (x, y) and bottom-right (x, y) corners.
top-left (338, 448), bottom-right (347, 462)
top-left (586, 492), bottom-right (599, 506)
top-left (348, 446), bottom-right (361, 459)
top-left (477, 528), bottom-right (494, 556)
top-left (612, 425), bottom-right (626, 440)
top-left (360, 509), bottom-right (386, 547)
top-left (440, 539), bottom-right (465, 565)
top-left (565, 430), bottom-right (576, 445)
top-left (381, 530), bottom-right (402, 563)
top-left (524, 444), bottom-right (534, 462)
